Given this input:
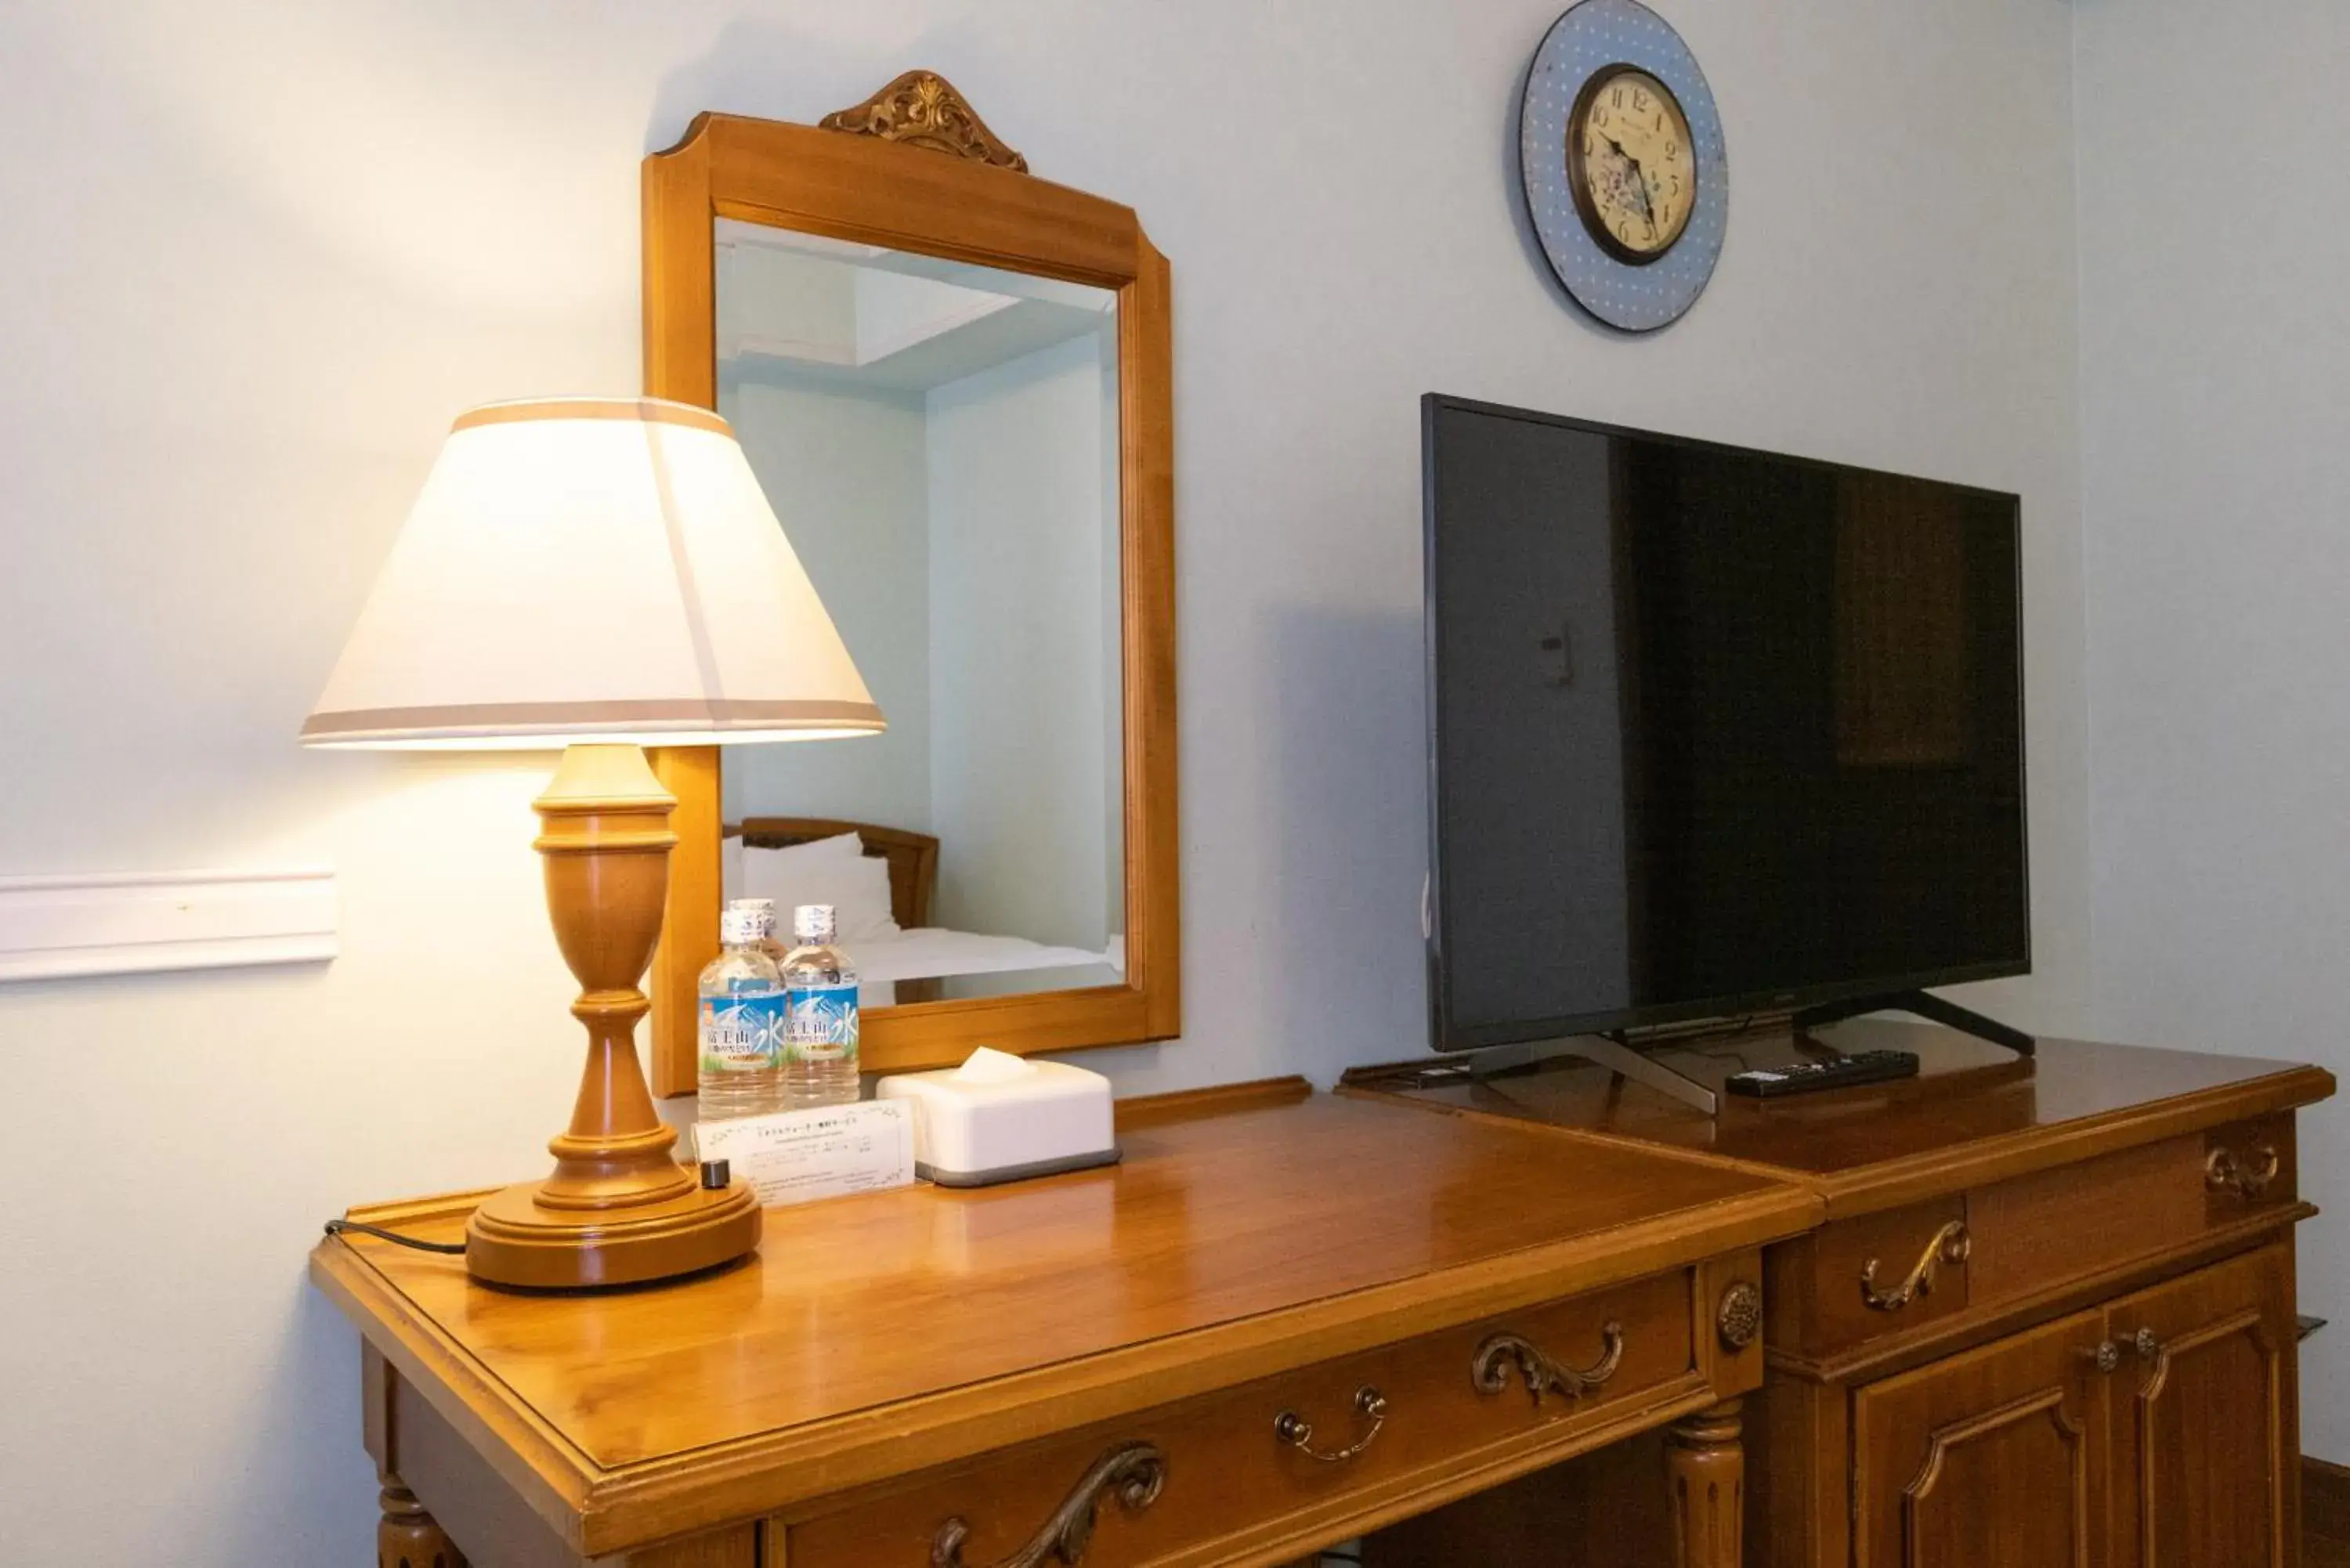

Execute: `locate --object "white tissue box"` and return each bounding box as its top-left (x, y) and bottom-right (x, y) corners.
top-left (876, 1047), bottom-right (1119, 1187)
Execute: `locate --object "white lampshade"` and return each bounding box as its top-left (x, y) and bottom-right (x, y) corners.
top-left (302, 397), bottom-right (883, 749)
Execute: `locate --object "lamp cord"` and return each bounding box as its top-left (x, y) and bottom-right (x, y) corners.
top-left (323, 1219), bottom-right (468, 1255)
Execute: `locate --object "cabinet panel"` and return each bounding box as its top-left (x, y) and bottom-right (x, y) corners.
top-left (2105, 1243), bottom-right (2298, 1568)
top-left (1853, 1305), bottom-right (2108, 1568)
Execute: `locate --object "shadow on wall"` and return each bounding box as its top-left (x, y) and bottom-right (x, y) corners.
top-left (229, 1279), bottom-right (371, 1562)
top-left (1266, 603), bottom-right (1430, 1074)
top-left (642, 14), bottom-right (1008, 157)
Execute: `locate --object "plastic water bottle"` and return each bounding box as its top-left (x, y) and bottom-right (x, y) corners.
top-left (697, 903), bottom-right (786, 1121)
top-left (780, 904), bottom-right (860, 1108)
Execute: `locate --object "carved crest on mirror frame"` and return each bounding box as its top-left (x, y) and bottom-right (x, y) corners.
top-left (819, 70), bottom-right (1029, 172)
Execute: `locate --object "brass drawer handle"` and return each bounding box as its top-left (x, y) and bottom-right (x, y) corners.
top-left (1860, 1220), bottom-right (1971, 1313)
top-left (1273, 1386), bottom-right (1388, 1463)
top-left (2207, 1143), bottom-right (2280, 1199)
top-left (931, 1442), bottom-right (1165, 1568)
top-left (2077, 1339), bottom-right (2120, 1374)
top-left (2128, 1326), bottom-right (2163, 1361)
top-left (1472, 1322), bottom-right (1625, 1405)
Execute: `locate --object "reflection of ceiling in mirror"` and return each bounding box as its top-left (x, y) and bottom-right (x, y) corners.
top-left (716, 219), bottom-right (1115, 396)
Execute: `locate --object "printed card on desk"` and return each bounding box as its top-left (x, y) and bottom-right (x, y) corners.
top-left (694, 1100), bottom-right (915, 1209)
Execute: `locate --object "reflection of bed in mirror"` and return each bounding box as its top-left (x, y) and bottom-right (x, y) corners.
top-left (723, 817), bottom-right (1125, 1011)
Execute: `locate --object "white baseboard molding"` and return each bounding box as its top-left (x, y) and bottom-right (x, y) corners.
top-left (0, 867), bottom-right (337, 983)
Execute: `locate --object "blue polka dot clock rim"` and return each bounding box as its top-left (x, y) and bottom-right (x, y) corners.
top-left (1522, 0), bottom-right (1727, 332)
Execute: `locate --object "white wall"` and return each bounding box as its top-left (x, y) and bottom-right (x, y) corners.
top-left (2073, 0), bottom-right (2350, 1460)
top-left (0, 1), bottom-right (2091, 1559)
top-left (722, 370), bottom-right (933, 833)
top-left (926, 330), bottom-right (1115, 948)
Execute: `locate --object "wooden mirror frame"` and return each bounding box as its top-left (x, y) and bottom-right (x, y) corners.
top-left (640, 76), bottom-right (1179, 1095)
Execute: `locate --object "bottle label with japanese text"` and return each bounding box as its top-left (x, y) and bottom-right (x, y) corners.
top-left (699, 993), bottom-right (783, 1075)
top-left (783, 981), bottom-right (859, 1066)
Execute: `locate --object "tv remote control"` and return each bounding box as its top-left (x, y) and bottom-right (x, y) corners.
top-left (1724, 1050), bottom-right (1921, 1099)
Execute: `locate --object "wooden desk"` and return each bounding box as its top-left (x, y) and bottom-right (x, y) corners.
top-left (1344, 1025), bottom-right (2336, 1568)
top-left (315, 1082), bottom-right (1820, 1567)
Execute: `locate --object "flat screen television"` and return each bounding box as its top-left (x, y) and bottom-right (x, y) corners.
top-left (1423, 394), bottom-right (2029, 1056)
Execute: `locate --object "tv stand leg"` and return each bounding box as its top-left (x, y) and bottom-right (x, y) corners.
top-left (1793, 988), bottom-right (2035, 1057)
top-left (1468, 1034), bottom-right (1719, 1115)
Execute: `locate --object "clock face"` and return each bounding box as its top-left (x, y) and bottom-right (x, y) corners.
top-left (1568, 67), bottom-right (1696, 262)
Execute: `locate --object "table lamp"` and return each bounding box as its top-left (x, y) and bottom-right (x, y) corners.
top-left (303, 397), bottom-right (882, 1289)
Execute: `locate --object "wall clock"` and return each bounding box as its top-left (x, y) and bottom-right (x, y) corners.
top-left (1521, 0), bottom-right (1727, 331)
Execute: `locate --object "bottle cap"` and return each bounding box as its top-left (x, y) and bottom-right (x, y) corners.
top-left (793, 904), bottom-right (837, 945)
top-left (719, 907), bottom-right (766, 947)
top-left (727, 898), bottom-right (778, 938)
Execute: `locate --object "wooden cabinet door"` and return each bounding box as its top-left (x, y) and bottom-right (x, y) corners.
top-left (1852, 1305), bottom-right (2110, 1568)
top-left (2104, 1243), bottom-right (2299, 1568)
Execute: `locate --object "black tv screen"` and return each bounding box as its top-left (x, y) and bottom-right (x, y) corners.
top-left (1424, 396), bottom-right (2029, 1050)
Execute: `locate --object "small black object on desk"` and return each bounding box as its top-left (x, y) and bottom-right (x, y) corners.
top-left (1725, 1049), bottom-right (1922, 1099)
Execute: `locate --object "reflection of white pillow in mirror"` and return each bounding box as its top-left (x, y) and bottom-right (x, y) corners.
top-left (722, 829), bottom-right (862, 912)
top-left (738, 836), bottom-right (901, 944)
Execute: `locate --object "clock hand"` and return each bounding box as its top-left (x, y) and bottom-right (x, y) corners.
top-left (1613, 135), bottom-right (1677, 233)
top-left (1606, 135), bottom-right (1650, 187)
top-left (1607, 139), bottom-right (1656, 226)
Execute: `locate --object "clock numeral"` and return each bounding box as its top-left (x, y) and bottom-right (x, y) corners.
top-left (1634, 88), bottom-right (1651, 111)
top-left (1665, 139), bottom-right (1679, 158)
top-left (1611, 86), bottom-right (1626, 109)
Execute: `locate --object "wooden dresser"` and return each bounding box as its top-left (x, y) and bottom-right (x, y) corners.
top-left (1343, 1024), bottom-right (2335, 1568)
top-left (314, 1082), bottom-right (1820, 1567)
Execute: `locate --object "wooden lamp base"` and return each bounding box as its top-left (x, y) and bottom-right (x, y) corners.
top-left (467, 1176), bottom-right (759, 1290)
top-left (464, 742), bottom-right (761, 1291)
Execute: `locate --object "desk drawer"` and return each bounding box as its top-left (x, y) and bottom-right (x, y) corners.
top-left (1781, 1116), bottom-right (2298, 1360)
top-left (785, 1268), bottom-right (1712, 1568)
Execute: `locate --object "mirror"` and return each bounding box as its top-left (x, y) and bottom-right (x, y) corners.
top-left (640, 81), bottom-right (1179, 1088)
top-left (714, 223), bottom-right (1126, 1006)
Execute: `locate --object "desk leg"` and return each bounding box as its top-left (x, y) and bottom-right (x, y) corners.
top-left (1666, 1399), bottom-right (1744, 1568)
top-left (379, 1478), bottom-right (468, 1568)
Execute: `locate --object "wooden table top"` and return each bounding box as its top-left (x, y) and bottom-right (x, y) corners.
top-left (313, 1081), bottom-right (1818, 1541)
top-left (1343, 1024), bottom-right (2334, 1219)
